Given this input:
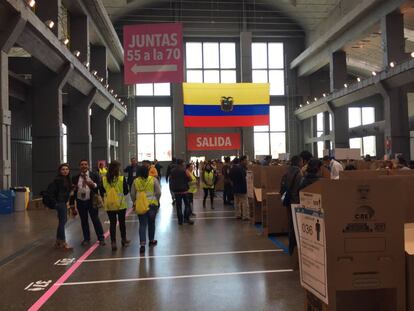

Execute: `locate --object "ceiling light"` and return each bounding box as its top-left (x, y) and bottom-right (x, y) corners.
top-left (322, 93), bottom-right (326, 97)
top-left (73, 50), bottom-right (80, 57)
top-left (306, 100), bottom-right (310, 105)
top-left (92, 70), bottom-right (98, 76)
top-left (389, 61), bottom-right (395, 68)
top-left (99, 77), bottom-right (104, 82)
top-left (28, 0), bottom-right (36, 7)
top-left (45, 20), bottom-right (54, 29)
top-left (299, 104), bottom-right (303, 108)
top-left (63, 38), bottom-right (69, 45)
top-left (110, 89), bottom-right (114, 94)
top-left (372, 71), bottom-right (377, 76)
top-left (411, 52), bottom-right (414, 58)
top-left (314, 97), bottom-right (317, 101)
top-left (105, 84), bottom-right (109, 88)
top-left (344, 83), bottom-right (348, 88)
top-left (84, 62), bottom-right (90, 68)
top-left (114, 94), bottom-right (118, 98)
top-left (357, 77), bottom-right (361, 82)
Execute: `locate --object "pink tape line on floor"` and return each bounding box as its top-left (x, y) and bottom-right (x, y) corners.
top-left (28, 208), bottom-right (134, 311)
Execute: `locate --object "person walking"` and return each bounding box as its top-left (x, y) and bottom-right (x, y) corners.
top-left (186, 163), bottom-right (197, 216)
top-left (72, 159), bottom-right (105, 246)
top-left (230, 156), bottom-right (249, 220)
top-left (170, 159), bottom-right (194, 225)
top-left (166, 158), bottom-right (177, 204)
top-left (100, 161), bottom-right (130, 251)
top-left (131, 165), bottom-right (161, 254)
top-left (222, 156), bottom-right (233, 205)
top-left (280, 155), bottom-right (303, 256)
top-left (201, 161), bottom-right (217, 209)
top-left (98, 161), bottom-right (108, 179)
top-left (124, 157), bottom-right (139, 190)
top-left (47, 163), bottom-right (75, 250)
top-left (154, 159), bottom-right (163, 180)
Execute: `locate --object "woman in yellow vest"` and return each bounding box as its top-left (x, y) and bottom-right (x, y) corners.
top-left (131, 165), bottom-right (161, 254)
top-left (98, 161), bottom-right (108, 178)
top-left (201, 161), bottom-right (217, 209)
top-left (186, 163), bottom-right (197, 216)
top-left (100, 160), bottom-right (130, 251)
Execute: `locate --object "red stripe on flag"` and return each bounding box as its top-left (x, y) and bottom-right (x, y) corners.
top-left (184, 115), bottom-right (269, 127)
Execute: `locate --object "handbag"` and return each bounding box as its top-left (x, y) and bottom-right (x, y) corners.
top-left (92, 193), bottom-right (104, 209)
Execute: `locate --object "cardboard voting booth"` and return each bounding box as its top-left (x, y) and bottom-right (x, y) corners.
top-left (262, 192), bottom-right (288, 235)
top-left (252, 187), bottom-right (262, 224)
top-left (294, 178), bottom-right (406, 311)
top-left (406, 223), bottom-right (414, 311)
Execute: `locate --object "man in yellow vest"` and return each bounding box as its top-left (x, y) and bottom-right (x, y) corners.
top-left (201, 161), bottom-right (217, 209)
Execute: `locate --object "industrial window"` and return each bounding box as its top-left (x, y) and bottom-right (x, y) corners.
top-left (135, 83), bottom-right (171, 96)
top-left (349, 136), bottom-right (376, 157)
top-left (252, 42), bottom-right (284, 96)
top-left (137, 107), bottom-right (172, 161)
top-left (185, 42), bottom-right (237, 83)
top-left (348, 107), bottom-right (375, 128)
top-left (254, 106), bottom-right (286, 158)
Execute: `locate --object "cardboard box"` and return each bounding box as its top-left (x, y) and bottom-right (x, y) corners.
top-left (251, 187), bottom-right (262, 224)
top-left (406, 223), bottom-right (414, 311)
top-left (298, 178), bottom-right (406, 310)
top-left (339, 170), bottom-right (388, 179)
top-left (262, 165), bottom-right (287, 191)
top-left (252, 165), bottom-right (263, 188)
top-left (262, 192), bottom-right (288, 235)
top-left (28, 198), bottom-right (46, 210)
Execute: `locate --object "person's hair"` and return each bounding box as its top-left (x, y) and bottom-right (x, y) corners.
top-left (306, 159), bottom-right (322, 175)
top-left (322, 156), bottom-right (330, 162)
top-left (107, 161), bottom-right (121, 184)
top-left (290, 155), bottom-right (301, 167)
top-left (176, 159), bottom-right (184, 166)
top-left (240, 155), bottom-right (247, 162)
top-left (137, 165), bottom-right (149, 179)
top-left (57, 163), bottom-right (71, 189)
top-left (186, 163), bottom-right (192, 169)
top-left (409, 161), bottom-right (414, 169)
top-left (232, 158), bottom-right (240, 164)
top-left (131, 157), bottom-right (136, 160)
top-left (79, 159), bottom-right (88, 165)
top-left (142, 160), bottom-right (151, 165)
top-left (300, 151), bottom-right (313, 163)
top-left (224, 156), bottom-right (230, 163)
top-left (345, 164), bottom-right (356, 171)
top-left (397, 155), bottom-right (407, 166)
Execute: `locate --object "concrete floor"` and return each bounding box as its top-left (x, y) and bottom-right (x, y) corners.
top-left (0, 183), bottom-right (304, 311)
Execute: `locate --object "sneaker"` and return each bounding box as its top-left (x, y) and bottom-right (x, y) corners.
top-left (185, 219), bottom-right (194, 225)
top-left (99, 240), bottom-right (106, 246)
top-left (111, 242), bottom-right (117, 251)
top-left (149, 240), bottom-right (158, 247)
top-left (81, 240), bottom-right (91, 246)
top-left (121, 239), bottom-right (131, 247)
top-left (140, 245), bottom-right (145, 254)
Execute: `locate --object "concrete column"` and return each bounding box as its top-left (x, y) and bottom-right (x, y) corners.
top-left (0, 52), bottom-right (11, 189)
top-left (91, 45), bottom-right (107, 82)
top-left (67, 89), bottom-right (96, 175)
top-left (383, 87), bottom-right (410, 158)
top-left (91, 104), bottom-right (113, 168)
top-left (172, 83), bottom-right (186, 160)
top-left (69, 15), bottom-right (89, 64)
top-left (330, 51), bottom-right (347, 92)
top-left (240, 32), bottom-right (254, 159)
top-left (32, 60), bottom-right (72, 194)
top-left (120, 98), bottom-right (137, 166)
top-left (36, 0), bottom-right (62, 39)
top-left (381, 11), bottom-right (407, 67)
top-left (332, 106), bottom-right (349, 148)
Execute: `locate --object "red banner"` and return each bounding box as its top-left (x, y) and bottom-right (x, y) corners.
top-left (123, 23), bottom-right (183, 84)
top-left (187, 133), bottom-right (241, 151)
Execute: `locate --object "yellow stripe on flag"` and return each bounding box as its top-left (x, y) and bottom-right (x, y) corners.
top-left (183, 83), bottom-right (270, 105)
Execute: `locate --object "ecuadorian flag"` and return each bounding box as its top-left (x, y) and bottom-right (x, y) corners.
top-left (183, 83), bottom-right (270, 127)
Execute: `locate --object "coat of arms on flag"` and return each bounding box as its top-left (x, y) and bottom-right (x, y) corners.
top-left (183, 83), bottom-right (270, 127)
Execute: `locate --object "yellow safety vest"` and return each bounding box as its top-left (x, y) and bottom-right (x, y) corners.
top-left (188, 172), bottom-right (197, 194)
top-left (102, 176), bottom-right (126, 211)
top-left (202, 170), bottom-right (215, 189)
top-left (99, 167), bottom-right (108, 177)
top-left (134, 176), bottom-right (158, 205)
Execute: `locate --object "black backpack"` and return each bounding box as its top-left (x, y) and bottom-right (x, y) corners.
top-left (41, 181), bottom-right (57, 209)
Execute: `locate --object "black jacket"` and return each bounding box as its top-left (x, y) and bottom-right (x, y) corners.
top-left (170, 166), bottom-right (190, 193)
top-left (124, 165), bottom-right (138, 186)
top-left (298, 173), bottom-right (320, 192)
top-left (47, 177), bottom-right (72, 206)
top-left (71, 171), bottom-right (100, 203)
top-left (229, 164), bottom-right (247, 194)
top-left (280, 166), bottom-right (302, 205)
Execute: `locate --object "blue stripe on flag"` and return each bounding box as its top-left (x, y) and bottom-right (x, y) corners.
top-left (184, 104), bottom-right (269, 116)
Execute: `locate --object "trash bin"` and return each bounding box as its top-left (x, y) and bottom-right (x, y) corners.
top-left (11, 187), bottom-right (29, 212)
top-left (0, 190), bottom-right (15, 214)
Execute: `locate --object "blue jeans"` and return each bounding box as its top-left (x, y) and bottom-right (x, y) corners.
top-left (56, 202), bottom-right (67, 241)
top-left (138, 205), bottom-right (158, 245)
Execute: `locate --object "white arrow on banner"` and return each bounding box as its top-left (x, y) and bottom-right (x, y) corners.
top-left (131, 64), bottom-right (178, 74)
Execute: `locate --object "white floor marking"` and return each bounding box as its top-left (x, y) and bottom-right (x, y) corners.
top-left (125, 210), bottom-right (235, 217)
top-left (83, 249), bottom-right (283, 263)
top-left (58, 269), bottom-right (294, 286)
top-left (106, 216), bottom-right (237, 224)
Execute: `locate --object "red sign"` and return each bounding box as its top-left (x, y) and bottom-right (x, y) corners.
top-left (187, 133), bottom-right (241, 151)
top-left (123, 23), bottom-right (183, 84)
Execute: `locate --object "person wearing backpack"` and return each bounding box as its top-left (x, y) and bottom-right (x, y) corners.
top-left (100, 161), bottom-right (130, 251)
top-left (46, 163), bottom-right (75, 250)
top-left (131, 165), bottom-right (161, 254)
